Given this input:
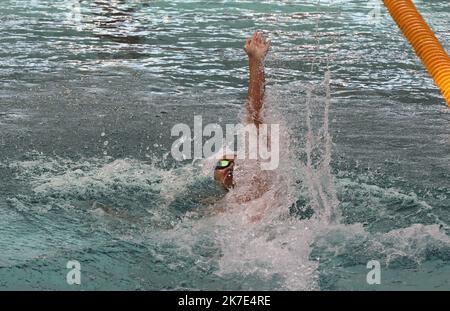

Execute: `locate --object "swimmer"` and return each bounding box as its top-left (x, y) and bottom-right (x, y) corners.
top-left (214, 31), bottom-right (271, 199)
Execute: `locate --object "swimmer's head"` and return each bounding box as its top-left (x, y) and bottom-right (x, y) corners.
top-left (214, 154), bottom-right (235, 190)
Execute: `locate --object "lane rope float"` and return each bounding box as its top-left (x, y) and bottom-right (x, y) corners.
top-left (383, 0), bottom-right (450, 106)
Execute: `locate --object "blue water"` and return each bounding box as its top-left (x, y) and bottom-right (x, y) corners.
top-left (0, 0), bottom-right (449, 290)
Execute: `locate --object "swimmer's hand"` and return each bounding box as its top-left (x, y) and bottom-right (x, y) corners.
top-left (244, 31), bottom-right (270, 61)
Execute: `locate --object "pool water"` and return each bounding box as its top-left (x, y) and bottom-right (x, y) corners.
top-left (0, 0), bottom-right (449, 290)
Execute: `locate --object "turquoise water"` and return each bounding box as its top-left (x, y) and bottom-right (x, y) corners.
top-left (0, 0), bottom-right (449, 290)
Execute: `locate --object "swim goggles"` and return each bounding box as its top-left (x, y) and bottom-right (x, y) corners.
top-left (215, 159), bottom-right (234, 170)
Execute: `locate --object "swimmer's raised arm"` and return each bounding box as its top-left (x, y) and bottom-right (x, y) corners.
top-left (244, 32), bottom-right (270, 127)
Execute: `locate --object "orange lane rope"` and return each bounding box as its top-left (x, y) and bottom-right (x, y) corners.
top-left (383, 0), bottom-right (450, 106)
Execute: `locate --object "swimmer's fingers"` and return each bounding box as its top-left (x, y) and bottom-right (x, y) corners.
top-left (261, 37), bottom-right (271, 56)
top-left (258, 33), bottom-right (270, 49)
top-left (257, 32), bottom-right (263, 44)
top-left (244, 38), bottom-right (251, 51)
